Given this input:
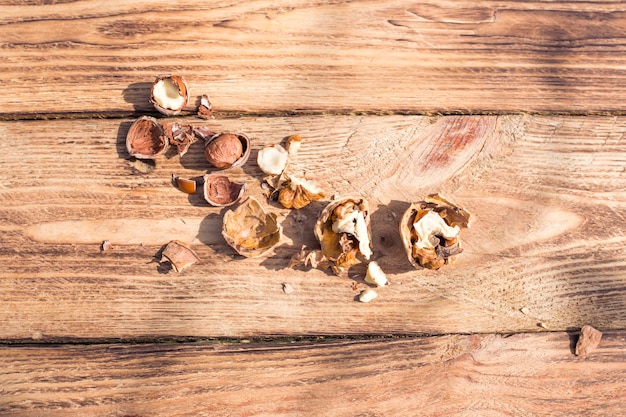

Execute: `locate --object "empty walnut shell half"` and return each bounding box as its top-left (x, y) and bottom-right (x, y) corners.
top-left (126, 116), bottom-right (168, 159)
top-left (203, 174), bottom-right (245, 207)
top-left (399, 194), bottom-right (471, 270)
top-left (314, 197), bottom-right (373, 275)
top-left (150, 74), bottom-right (189, 116)
top-left (204, 132), bottom-right (251, 169)
top-left (222, 197), bottom-right (282, 258)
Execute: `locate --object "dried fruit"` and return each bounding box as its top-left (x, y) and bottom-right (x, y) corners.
top-left (358, 288), bottom-right (378, 303)
top-left (197, 94), bottom-right (213, 119)
top-left (160, 240), bottom-right (200, 273)
top-left (400, 194), bottom-right (470, 270)
top-left (126, 116), bottom-right (168, 159)
top-left (172, 175), bottom-right (197, 195)
top-left (203, 133), bottom-right (250, 169)
top-left (150, 74), bottom-right (189, 116)
top-left (257, 144), bottom-right (289, 175)
top-left (313, 197), bottom-right (372, 275)
top-left (222, 197), bottom-right (282, 258)
top-left (364, 261), bottom-right (389, 287)
top-left (575, 325), bottom-right (602, 356)
top-left (163, 122), bottom-right (197, 157)
top-left (203, 174), bottom-right (245, 207)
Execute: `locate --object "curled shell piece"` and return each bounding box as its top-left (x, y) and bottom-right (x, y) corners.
top-left (314, 197), bottom-right (372, 275)
top-left (222, 197), bottom-right (282, 258)
top-left (203, 174), bottom-right (245, 207)
top-left (160, 240), bottom-right (200, 273)
top-left (163, 122), bottom-right (197, 157)
top-left (126, 116), bottom-right (168, 159)
top-left (399, 194), bottom-right (470, 270)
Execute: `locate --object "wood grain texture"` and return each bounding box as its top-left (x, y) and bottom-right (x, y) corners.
top-left (1, 114), bottom-right (625, 340)
top-left (2, 0), bottom-right (626, 116)
top-left (1, 332), bottom-right (625, 416)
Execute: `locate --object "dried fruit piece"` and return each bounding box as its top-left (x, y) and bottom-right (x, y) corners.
top-left (400, 194), bottom-right (470, 270)
top-left (126, 116), bottom-right (168, 159)
top-left (575, 325), bottom-right (602, 356)
top-left (203, 174), bottom-right (245, 207)
top-left (163, 122), bottom-right (196, 157)
top-left (257, 144), bottom-right (289, 175)
top-left (285, 134), bottom-right (302, 156)
top-left (150, 74), bottom-right (189, 116)
top-left (314, 197), bottom-right (372, 275)
top-left (222, 197), bottom-right (282, 258)
top-left (197, 94), bottom-right (213, 119)
top-left (160, 240), bottom-right (200, 273)
top-left (364, 261), bottom-right (389, 287)
top-left (172, 175), bottom-right (197, 195)
top-left (358, 288), bottom-right (378, 303)
top-left (204, 132), bottom-right (251, 169)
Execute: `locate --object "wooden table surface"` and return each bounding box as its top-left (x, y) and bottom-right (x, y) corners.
top-left (1, 1), bottom-right (625, 416)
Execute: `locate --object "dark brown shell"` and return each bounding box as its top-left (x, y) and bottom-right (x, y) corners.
top-left (125, 116), bottom-right (168, 159)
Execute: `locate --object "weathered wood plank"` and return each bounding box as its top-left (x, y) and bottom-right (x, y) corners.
top-left (1, 332), bottom-right (624, 416)
top-left (2, 1), bottom-right (626, 116)
top-left (1, 115), bottom-right (625, 340)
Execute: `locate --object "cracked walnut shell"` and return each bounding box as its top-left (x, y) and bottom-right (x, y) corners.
top-left (399, 194), bottom-right (471, 270)
top-left (222, 197), bottom-right (282, 258)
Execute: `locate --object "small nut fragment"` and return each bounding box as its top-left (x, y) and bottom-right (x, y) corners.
top-left (204, 133), bottom-right (251, 169)
top-left (160, 240), bottom-right (200, 273)
top-left (358, 288), bottom-right (378, 303)
top-left (163, 122), bottom-right (196, 157)
top-left (272, 173), bottom-right (324, 210)
top-left (285, 134), bottom-right (302, 156)
top-left (150, 74), bottom-right (189, 116)
top-left (197, 94), bottom-right (213, 119)
top-left (203, 174), bottom-right (245, 207)
top-left (282, 283), bottom-right (294, 294)
top-left (364, 261), bottom-right (389, 287)
top-left (314, 197), bottom-right (372, 275)
top-left (575, 325), bottom-right (602, 356)
top-left (100, 240), bottom-right (113, 253)
top-left (257, 144), bottom-right (289, 175)
top-left (172, 175), bottom-right (197, 195)
top-left (399, 194), bottom-right (470, 270)
top-left (126, 116), bottom-right (168, 159)
top-left (222, 197), bottom-right (282, 258)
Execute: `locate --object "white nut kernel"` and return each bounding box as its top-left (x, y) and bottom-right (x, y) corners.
top-left (364, 261), bottom-right (389, 287)
top-left (257, 144), bottom-right (289, 175)
top-left (358, 288), bottom-right (378, 303)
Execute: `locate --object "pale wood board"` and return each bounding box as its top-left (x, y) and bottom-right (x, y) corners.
top-left (1, 332), bottom-right (625, 416)
top-left (2, 0), bottom-right (626, 115)
top-left (1, 114), bottom-right (625, 340)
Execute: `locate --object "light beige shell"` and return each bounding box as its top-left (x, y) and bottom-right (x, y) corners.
top-left (222, 197), bottom-right (282, 258)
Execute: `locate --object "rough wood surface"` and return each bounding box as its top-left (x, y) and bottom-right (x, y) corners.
top-left (1, 114), bottom-right (625, 340)
top-left (2, 0), bottom-right (626, 116)
top-left (1, 332), bottom-right (625, 416)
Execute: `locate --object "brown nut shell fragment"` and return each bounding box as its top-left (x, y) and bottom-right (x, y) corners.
top-left (275, 175), bottom-right (324, 210)
top-left (400, 194), bottom-right (470, 270)
top-left (150, 74), bottom-right (189, 116)
top-left (575, 325), bottom-right (603, 356)
top-left (203, 174), bottom-right (245, 207)
top-left (126, 116), bottom-right (168, 159)
top-left (160, 240), bottom-right (200, 273)
top-left (163, 122), bottom-right (197, 157)
top-left (314, 197), bottom-right (372, 275)
top-left (204, 132), bottom-right (251, 169)
top-left (197, 94), bottom-right (213, 119)
top-left (172, 175), bottom-right (197, 195)
top-left (222, 197), bottom-right (282, 258)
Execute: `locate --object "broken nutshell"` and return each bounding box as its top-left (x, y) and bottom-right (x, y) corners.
top-left (126, 116), bottom-right (168, 159)
top-left (203, 132), bottom-right (251, 169)
top-left (222, 197), bottom-right (282, 258)
top-left (203, 174), bottom-right (245, 207)
top-left (163, 122), bottom-right (197, 157)
top-left (399, 194), bottom-right (471, 270)
top-left (172, 175), bottom-right (197, 195)
top-left (264, 173), bottom-right (324, 210)
top-left (311, 197), bottom-right (373, 275)
top-left (160, 240), bottom-right (200, 273)
top-left (150, 74), bottom-right (189, 116)
top-left (197, 94), bottom-right (213, 119)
